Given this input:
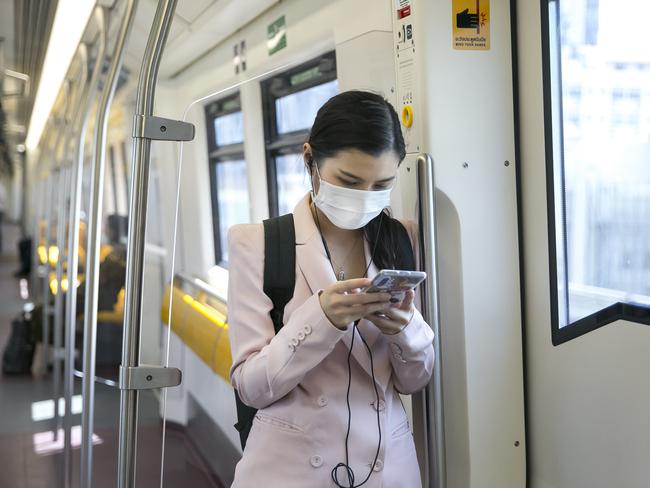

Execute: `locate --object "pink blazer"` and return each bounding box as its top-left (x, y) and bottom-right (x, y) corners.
top-left (227, 194), bottom-right (434, 488)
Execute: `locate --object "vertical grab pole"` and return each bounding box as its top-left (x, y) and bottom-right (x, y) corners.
top-left (55, 64), bottom-right (87, 458)
top-left (42, 118), bottom-right (66, 385)
top-left (417, 154), bottom-right (446, 488)
top-left (117, 1), bottom-right (188, 486)
top-left (67, 9), bottom-right (107, 488)
top-left (81, 2), bottom-right (138, 487)
top-left (54, 79), bottom-right (77, 441)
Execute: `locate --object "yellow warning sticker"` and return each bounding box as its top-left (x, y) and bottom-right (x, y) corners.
top-left (452, 0), bottom-right (490, 50)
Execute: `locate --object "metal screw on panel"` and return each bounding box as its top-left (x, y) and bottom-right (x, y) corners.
top-left (462, 162), bottom-right (469, 168)
top-left (514, 441), bottom-right (520, 447)
top-left (146, 375), bottom-right (153, 381)
top-left (504, 160), bottom-right (510, 167)
top-left (160, 125), bottom-right (167, 133)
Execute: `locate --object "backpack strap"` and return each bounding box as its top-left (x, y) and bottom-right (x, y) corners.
top-left (262, 214), bottom-right (296, 333)
top-left (234, 213), bottom-right (296, 450)
top-left (394, 220), bottom-right (416, 271)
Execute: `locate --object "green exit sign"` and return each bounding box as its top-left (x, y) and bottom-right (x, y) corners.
top-left (267, 15), bottom-right (287, 55)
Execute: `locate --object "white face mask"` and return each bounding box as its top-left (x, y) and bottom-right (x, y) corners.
top-left (311, 165), bottom-right (393, 230)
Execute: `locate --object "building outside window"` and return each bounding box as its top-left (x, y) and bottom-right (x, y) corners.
top-left (544, 0), bottom-right (650, 342)
top-left (262, 51), bottom-right (338, 217)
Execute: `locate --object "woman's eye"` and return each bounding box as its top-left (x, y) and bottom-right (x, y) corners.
top-left (373, 185), bottom-right (389, 190)
top-left (340, 179), bottom-right (358, 187)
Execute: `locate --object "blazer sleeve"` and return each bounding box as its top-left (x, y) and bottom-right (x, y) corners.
top-left (385, 219), bottom-right (435, 394)
top-left (227, 224), bottom-right (347, 409)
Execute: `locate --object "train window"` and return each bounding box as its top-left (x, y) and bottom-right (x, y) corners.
top-left (204, 94), bottom-right (249, 265)
top-left (262, 51), bottom-right (338, 217)
top-left (542, 0), bottom-right (650, 344)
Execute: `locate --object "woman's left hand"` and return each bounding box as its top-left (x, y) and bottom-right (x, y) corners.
top-left (365, 289), bottom-right (415, 335)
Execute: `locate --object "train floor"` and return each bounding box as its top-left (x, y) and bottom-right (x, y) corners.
top-left (0, 222), bottom-right (222, 488)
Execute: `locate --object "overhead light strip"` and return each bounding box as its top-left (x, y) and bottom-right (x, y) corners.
top-left (25, 0), bottom-right (95, 151)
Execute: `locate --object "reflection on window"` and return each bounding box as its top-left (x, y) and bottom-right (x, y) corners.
top-left (214, 111), bottom-right (244, 146)
top-left (204, 93), bottom-right (248, 265)
top-left (276, 154), bottom-right (311, 215)
top-left (275, 80), bottom-right (339, 134)
top-left (214, 159), bottom-right (250, 264)
top-left (550, 0), bottom-right (650, 327)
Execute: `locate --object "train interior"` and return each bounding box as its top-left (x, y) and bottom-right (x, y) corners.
top-left (0, 0), bottom-right (648, 487)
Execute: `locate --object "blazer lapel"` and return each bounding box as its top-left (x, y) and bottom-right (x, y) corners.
top-left (293, 196), bottom-right (390, 386)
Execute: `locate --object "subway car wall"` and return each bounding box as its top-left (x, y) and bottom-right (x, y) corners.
top-left (3, 0), bottom-right (647, 487)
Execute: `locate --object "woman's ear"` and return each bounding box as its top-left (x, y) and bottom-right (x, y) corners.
top-left (303, 142), bottom-right (313, 171)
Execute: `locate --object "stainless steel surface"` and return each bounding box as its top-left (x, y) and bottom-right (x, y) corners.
top-left (53, 78), bottom-right (76, 445)
top-left (132, 114), bottom-right (195, 141)
top-left (43, 119), bottom-right (66, 408)
top-left (54, 65), bottom-right (87, 487)
top-left (73, 368), bottom-right (119, 388)
top-left (175, 271), bottom-right (227, 303)
top-left (67, 10), bottom-right (107, 488)
top-left (81, 2), bottom-right (137, 486)
top-left (118, 365), bottom-right (182, 390)
top-left (118, 2), bottom-right (180, 486)
top-left (417, 153), bottom-right (446, 488)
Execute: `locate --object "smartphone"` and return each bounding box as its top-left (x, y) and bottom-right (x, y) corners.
top-left (364, 269), bottom-right (427, 303)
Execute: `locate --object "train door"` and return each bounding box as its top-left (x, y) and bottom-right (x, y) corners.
top-left (518, 1), bottom-right (650, 487)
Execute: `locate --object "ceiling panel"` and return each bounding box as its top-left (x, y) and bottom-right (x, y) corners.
top-left (174, 0), bottom-right (215, 24)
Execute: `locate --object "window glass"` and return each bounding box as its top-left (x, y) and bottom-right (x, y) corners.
top-left (214, 111), bottom-right (244, 146)
top-left (275, 80), bottom-right (339, 134)
top-left (275, 154), bottom-right (312, 216)
top-left (214, 159), bottom-right (249, 264)
top-left (550, 0), bottom-right (650, 326)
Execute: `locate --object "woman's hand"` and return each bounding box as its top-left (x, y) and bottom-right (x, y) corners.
top-left (365, 289), bottom-right (415, 335)
top-left (319, 278), bottom-right (393, 330)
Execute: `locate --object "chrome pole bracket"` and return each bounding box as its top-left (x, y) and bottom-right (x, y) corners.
top-left (132, 114), bottom-right (195, 141)
top-left (119, 365), bottom-right (182, 390)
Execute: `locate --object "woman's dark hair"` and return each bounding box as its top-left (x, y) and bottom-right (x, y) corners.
top-left (307, 90), bottom-right (412, 271)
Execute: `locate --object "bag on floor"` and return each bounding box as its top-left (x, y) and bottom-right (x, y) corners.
top-left (2, 315), bottom-right (35, 375)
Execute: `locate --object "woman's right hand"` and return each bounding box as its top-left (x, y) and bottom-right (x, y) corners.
top-left (318, 278), bottom-right (393, 330)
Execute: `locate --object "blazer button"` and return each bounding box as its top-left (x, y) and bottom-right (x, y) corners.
top-left (288, 344), bottom-right (295, 352)
top-left (290, 338), bottom-right (299, 347)
top-left (310, 455), bottom-right (324, 468)
top-left (297, 331), bottom-right (306, 341)
top-left (373, 459), bottom-right (384, 472)
top-left (317, 395), bottom-right (328, 407)
top-left (372, 400), bottom-right (385, 411)
top-left (304, 324), bottom-right (312, 335)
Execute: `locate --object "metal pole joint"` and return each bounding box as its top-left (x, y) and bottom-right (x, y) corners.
top-left (132, 114), bottom-right (195, 141)
top-left (119, 365), bottom-right (182, 390)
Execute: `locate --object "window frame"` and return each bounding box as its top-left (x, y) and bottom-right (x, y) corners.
top-left (261, 51), bottom-right (337, 217)
top-left (204, 93), bottom-right (246, 266)
top-left (540, 0), bottom-right (650, 345)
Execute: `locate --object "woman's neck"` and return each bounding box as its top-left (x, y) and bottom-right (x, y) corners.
top-left (310, 201), bottom-right (362, 244)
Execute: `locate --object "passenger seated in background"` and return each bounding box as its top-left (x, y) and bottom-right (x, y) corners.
top-left (28, 214), bottom-right (128, 375)
top-left (228, 91), bottom-right (434, 488)
top-left (74, 214), bottom-right (127, 318)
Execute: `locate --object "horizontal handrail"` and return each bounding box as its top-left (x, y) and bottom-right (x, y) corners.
top-left (174, 272), bottom-right (227, 305)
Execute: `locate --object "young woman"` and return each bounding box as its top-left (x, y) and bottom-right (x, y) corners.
top-left (227, 90), bottom-right (434, 487)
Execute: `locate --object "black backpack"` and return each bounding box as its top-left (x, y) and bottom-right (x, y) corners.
top-left (233, 213), bottom-right (416, 450)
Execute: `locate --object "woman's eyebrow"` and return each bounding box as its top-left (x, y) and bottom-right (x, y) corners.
top-left (338, 170), bottom-right (395, 184)
top-left (338, 169), bottom-right (363, 181)
top-left (376, 176), bottom-right (396, 184)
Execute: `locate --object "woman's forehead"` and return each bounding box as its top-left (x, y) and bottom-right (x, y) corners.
top-left (320, 149), bottom-right (399, 179)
